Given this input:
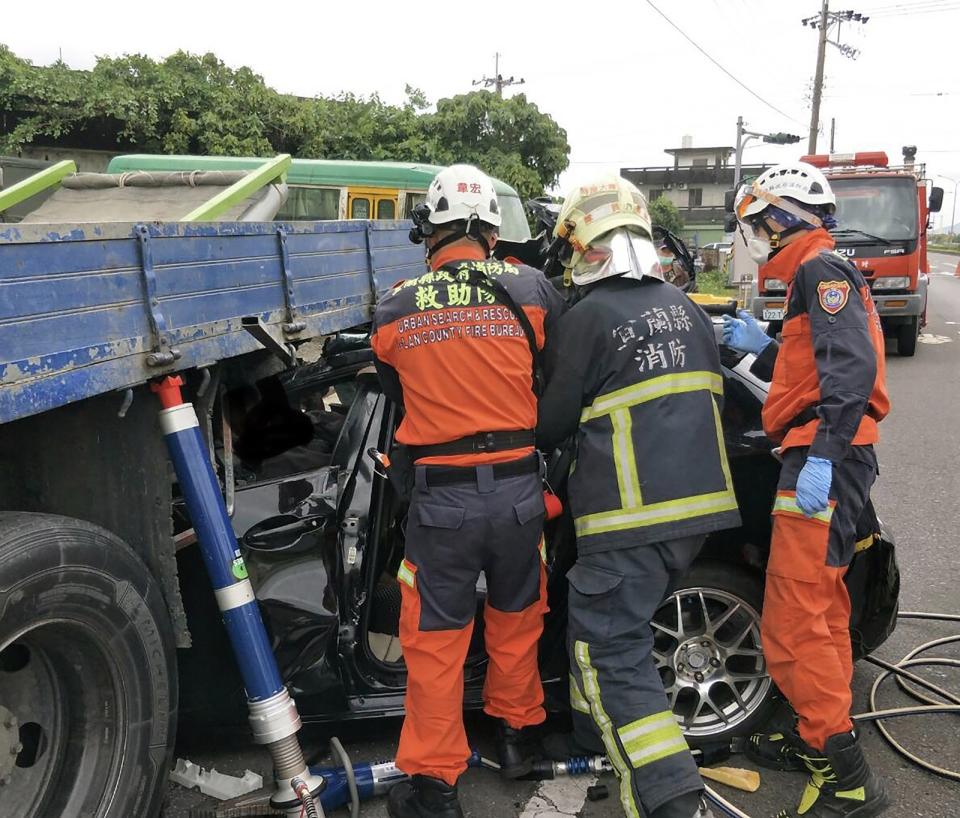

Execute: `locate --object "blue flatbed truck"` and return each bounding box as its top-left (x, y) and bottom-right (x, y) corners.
top-left (0, 159), bottom-right (423, 817)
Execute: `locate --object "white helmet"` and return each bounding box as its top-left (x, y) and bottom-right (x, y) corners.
top-left (425, 164), bottom-right (501, 228)
top-left (736, 161), bottom-right (836, 221)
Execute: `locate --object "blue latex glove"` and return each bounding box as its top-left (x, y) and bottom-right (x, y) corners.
top-left (795, 456), bottom-right (833, 516)
top-left (721, 310), bottom-right (773, 354)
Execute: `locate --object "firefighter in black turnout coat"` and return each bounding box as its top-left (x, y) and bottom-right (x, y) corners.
top-left (537, 176), bottom-right (739, 818)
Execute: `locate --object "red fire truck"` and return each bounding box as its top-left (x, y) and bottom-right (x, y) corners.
top-left (752, 149), bottom-right (944, 356)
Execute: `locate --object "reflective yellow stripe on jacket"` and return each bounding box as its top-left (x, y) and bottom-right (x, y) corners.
top-left (575, 371), bottom-right (737, 538)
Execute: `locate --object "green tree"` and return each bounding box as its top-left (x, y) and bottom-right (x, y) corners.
top-left (422, 90), bottom-right (569, 201)
top-left (0, 47), bottom-right (570, 200)
top-left (649, 197), bottom-right (684, 234)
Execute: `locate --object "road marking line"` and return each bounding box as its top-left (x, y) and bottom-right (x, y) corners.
top-left (918, 334), bottom-right (954, 344)
top-left (519, 774), bottom-right (598, 817)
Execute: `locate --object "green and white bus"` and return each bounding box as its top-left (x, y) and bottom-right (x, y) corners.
top-left (106, 155), bottom-right (532, 242)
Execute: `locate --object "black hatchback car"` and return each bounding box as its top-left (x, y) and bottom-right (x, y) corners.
top-left (174, 322), bottom-right (900, 749)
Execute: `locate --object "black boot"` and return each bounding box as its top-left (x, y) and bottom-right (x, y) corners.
top-left (745, 729), bottom-right (811, 772)
top-left (495, 719), bottom-right (535, 779)
top-left (387, 774), bottom-right (464, 818)
top-left (794, 731), bottom-right (890, 817)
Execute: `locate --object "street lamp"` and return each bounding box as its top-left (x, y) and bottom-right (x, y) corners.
top-left (733, 116), bottom-right (802, 190)
top-left (936, 175), bottom-right (959, 235)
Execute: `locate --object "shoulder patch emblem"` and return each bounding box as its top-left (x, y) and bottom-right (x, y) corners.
top-left (817, 280), bottom-right (851, 315)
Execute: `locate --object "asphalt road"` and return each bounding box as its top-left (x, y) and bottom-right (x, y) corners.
top-left (164, 258), bottom-right (960, 818)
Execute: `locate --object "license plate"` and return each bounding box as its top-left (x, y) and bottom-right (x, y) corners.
top-left (762, 308), bottom-right (784, 321)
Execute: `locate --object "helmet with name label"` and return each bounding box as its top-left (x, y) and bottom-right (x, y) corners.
top-left (554, 175), bottom-right (662, 286)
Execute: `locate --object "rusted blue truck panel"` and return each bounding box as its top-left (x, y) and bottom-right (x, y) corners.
top-left (0, 219), bottom-right (423, 424)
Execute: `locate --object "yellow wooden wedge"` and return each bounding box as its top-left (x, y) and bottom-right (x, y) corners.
top-left (699, 766), bottom-right (761, 793)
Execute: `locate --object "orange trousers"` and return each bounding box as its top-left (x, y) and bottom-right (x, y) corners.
top-left (761, 448), bottom-right (876, 750)
top-left (762, 511), bottom-right (855, 750)
top-left (396, 561), bottom-right (548, 785)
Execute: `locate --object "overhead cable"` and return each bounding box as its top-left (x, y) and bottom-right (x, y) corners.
top-left (643, 0), bottom-right (806, 127)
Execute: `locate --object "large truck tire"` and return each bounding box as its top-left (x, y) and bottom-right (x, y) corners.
top-left (896, 317), bottom-right (919, 357)
top-left (0, 513), bottom-right (177, 818)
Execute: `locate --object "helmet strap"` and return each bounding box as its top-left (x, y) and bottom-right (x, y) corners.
top-left (755, 216), bottom-right (811, 253)
top-left (426, 218), bottom-right (492, 260)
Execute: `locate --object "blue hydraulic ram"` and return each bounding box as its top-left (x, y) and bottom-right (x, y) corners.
top-left (153, 376), bottom-right (325, 816)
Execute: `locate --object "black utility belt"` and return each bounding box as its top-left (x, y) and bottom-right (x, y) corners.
top-left (408, 429), bottom-right (535, 460)
top-left (788, 406), bottom-right (883, 431)
top-left (420, 454), bottom-right (540, 488)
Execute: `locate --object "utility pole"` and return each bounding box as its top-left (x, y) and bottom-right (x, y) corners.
top-left (938, 176), bottom-right (960, 235)
top-left (830, 117), bottom-right (836, 152)
top-left (472, 52), bottom-right (526, 97)
top-left (802, 5), bottom-right (869, 154)
top-left (734, 116), bottom-right (745, 190)
top-left (808, 0), bottom-right (829, 154)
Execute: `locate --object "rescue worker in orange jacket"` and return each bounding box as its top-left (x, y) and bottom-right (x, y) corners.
top-left (722, 161), bottom-right (890, 818)
top-left (370, 164), bottom-right (565, 818)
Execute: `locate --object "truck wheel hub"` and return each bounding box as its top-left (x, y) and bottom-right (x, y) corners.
top-left (0, 705), bottom-right (20, 785)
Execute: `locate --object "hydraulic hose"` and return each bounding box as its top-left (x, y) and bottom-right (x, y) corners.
top-left (853, 610), bottom-right (960, 782)
top-left (704, 785), bottom-right (754, 818)
top-left (329, 737), bottom-right (359, 818)
top-left (703, 610), bottom-right (960, 818)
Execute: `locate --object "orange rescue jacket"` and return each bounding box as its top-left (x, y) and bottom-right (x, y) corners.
top-left (371, 245), bottom-right (565, 465)
top-left (753, 229), bottom-right (889, 460)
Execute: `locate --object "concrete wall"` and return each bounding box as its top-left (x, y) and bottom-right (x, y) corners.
top-left (18, 146), bottom-right (119, 173)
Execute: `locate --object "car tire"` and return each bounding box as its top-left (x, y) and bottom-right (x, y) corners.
top-left (896, 317), bottom-right (918, 357)
top-left (0, 513), bottom-right (177, 818)
top-left (652, 559), bottom-right (776, 748)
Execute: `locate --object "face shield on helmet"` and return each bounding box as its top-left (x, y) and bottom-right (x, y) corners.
top-left (554, 175), bottom-right (657, 286)
top-left (569, 228), bottom-right (665, 286)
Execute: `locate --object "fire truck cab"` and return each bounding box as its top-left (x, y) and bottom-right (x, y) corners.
top-left (752, 149), bottom-right (944, 357)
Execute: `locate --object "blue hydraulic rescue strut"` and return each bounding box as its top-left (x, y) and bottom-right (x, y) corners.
top-left (153, 377), bottom-right (325, 817)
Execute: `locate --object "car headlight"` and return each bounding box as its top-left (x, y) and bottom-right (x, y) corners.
top-left (872, 276), bottom-right (910, 291)
top-left (763, 278), bottom-right (787, 292)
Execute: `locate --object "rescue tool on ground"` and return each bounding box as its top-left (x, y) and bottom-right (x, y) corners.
top-left (152, 376), bottom-right (325, 818)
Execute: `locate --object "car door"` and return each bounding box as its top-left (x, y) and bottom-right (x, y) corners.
top-left (226, 361), bottom-right (382, 713)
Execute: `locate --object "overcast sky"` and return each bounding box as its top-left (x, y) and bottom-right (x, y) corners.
top-left (4, 0), bottom-right (959, 226)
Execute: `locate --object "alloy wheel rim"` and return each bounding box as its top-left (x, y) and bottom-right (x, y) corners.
top-left (652, 586), bottom-right (771, 737)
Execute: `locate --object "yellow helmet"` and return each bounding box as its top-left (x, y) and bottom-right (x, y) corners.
top-left (554, 175), bottom-right (656, 285)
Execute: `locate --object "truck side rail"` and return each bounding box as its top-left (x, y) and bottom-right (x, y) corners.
top-left (0, 219), bottom-right (423, 424)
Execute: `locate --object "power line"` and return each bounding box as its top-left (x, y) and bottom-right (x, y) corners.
top-left (824, 89), bottom-right (958, 97)
top-left (862, 0), bottom-right (960, 11)
top-left (867, 2), bottom-right (960, 16)
top-left (863, 0), bottom-right (959, 10)
top-left (643, 0), bottom-right (805, 127)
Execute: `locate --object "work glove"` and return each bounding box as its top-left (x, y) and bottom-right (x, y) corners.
top-left (795, 456), bottom-right (833, 516)
top-left (721, 310), bottom-right (773, 355)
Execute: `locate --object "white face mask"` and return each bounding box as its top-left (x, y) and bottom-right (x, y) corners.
top-left (740, 221), bottom-right (773, 264)
top-left (747, 237), bottom-right (772, 264)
